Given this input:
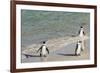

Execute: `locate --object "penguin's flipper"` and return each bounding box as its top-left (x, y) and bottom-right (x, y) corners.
top-left (83, 31), bottom-right (86, 35)
top-left (46, 47), bottom-right (49, 54)
top-left (78, 30), bottom-right (81, 35)
top-left (75, 44), bottom-right (78, 54)
top-left (40, 53), bottom-right (42, 57)
top-left (37, 46), bottom-right (42, 53)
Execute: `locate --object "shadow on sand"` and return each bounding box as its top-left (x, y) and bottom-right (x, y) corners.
top-left (22, 54), bottom-right (48, 62)
top-left (57, 53), bottom-right (76, 56)
top-left (23, 54), bottom-right (40, 58)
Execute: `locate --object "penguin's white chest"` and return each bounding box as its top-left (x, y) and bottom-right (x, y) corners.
top-left (42, 46), bottom-right (47, 55)
top-left (77, 44), bottom-right (81, 54)
top-left (79, 30), bottom-right (84, 37)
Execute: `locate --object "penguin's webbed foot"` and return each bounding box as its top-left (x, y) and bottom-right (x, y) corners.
top-left (75, 54), bottom-right (81, 56)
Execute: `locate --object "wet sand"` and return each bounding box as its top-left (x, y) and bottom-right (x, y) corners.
top-left (21, 36), bottom-right (89, 63)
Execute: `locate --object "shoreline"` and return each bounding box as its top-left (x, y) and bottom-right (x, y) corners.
top-left (21, 36), bottom-right (89, 63)
top-left (22, 35), bottom-right (89, 54)
top-left (22, 39), bottom-right (89, 63)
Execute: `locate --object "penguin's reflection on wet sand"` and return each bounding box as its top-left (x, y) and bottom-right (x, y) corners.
top-left (40, 56), bottom-right (48, 62)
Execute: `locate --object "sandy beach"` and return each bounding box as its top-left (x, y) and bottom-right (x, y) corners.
top-left (21, 36), bottom-right (89, 63)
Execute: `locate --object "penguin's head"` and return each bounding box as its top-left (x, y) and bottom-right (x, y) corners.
top-left (80, 26), bottom-right (83, 28)
top-left (80, 26), bottom-right (83, 29)
top-left (78, 40), bottom-right (82, 43)
top-left (42, 41), bottom-right (46, 45)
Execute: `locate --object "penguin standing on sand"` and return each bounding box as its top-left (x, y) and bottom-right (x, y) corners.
top-left (78, 26), bottom-right (85, 51)
top-left (75, 40), bottom-right (82, 56)
top-left (37, 41), bottom-right (49, 57)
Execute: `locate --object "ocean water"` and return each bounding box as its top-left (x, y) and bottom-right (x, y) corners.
top-left (21, 10), bottom-right (90, 48)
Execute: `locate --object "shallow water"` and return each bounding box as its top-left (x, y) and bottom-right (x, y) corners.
top-left (21, 10), bottom-right (90, 48)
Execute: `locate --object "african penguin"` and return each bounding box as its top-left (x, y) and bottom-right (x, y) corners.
top-left (78, 26), bottom-right (85, 51)
top-left (75, 40), bottom-right (82, 56)
top-left (37, 41), bottom-right (49, 57)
